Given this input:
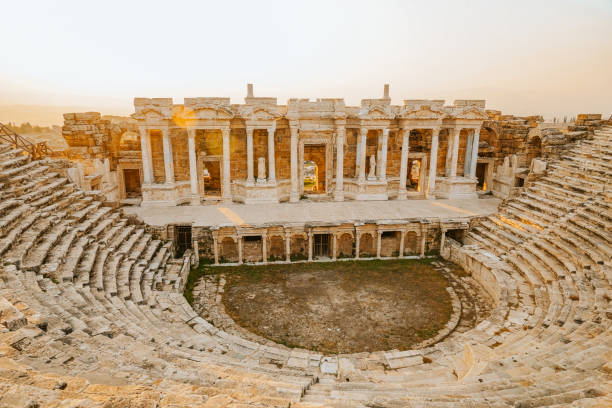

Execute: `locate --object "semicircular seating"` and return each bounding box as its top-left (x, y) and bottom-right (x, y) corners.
top-left (0, 126), bottom-right (610, 407)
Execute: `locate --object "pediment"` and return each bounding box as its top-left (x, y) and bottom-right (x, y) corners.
top-left (359, 104), bottom-right (394, 119)
top-left (192, 104), bottom-right (234, 119)
top-left (141, 109), bottom-right (165, 118)
top-left (401, 105), bottom-right (443, 120)
top-left (249, 107), bottom-right (280, 120)
top-left (453, 107), bottom-right (488, 120)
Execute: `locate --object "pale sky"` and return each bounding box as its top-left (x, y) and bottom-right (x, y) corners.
top-left (1, 0), bottom-right (611, 124)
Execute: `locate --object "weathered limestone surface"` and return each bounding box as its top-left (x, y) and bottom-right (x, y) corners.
top-left (0, 122), bottom-right (610, 407)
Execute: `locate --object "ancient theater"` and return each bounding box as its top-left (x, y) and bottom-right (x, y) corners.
top-left (0, 83), bottom-right (610, 406)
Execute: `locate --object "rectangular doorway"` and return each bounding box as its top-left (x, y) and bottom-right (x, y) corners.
top-left (174, 225), bottom-right (192, 257)
top-left (476, 162), bottom-right (487, 190)
top-left (202, 159), bottom-right (222, 197)
top-left (123, 168), bottom-right (141, 198)
top-left (304, 145), bottom-right (326, 194)
top-left (313, 234), bottom-right (331, 258)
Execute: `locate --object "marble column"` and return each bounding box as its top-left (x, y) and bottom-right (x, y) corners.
top-left (139, 127), bottom-right (153, 184)
top-left (262, 232), bottom-right (267, 263)
top-left (376, 230), bottom-right (382, 258)
top-left (284, 230), bottom-right (291, 262)
top-left (290, 124), bottom-right (299, 202)
top-left (440, 227), bottom-right (447, 253)
top-left (427, 128), bottom-right (440, 199)
top-left (246, 127), bottom-right (254, 184)
top-left (237, 235), bottom-right (243, 264)
top-left (308, 231), bottom-right (313, 261)
top-left (267, 123), bottom-right (276, 183)
top-left (445, 128), bottom-right (455, 177)
top-left (469, 128), bottom-right (481, 178)
top-left (380, 128), bottom-right (389, 180)
top-left (464, 132), bottom-right (474, 177)
top-left (398, 128), bottom-right (410, 200)
top-left (332, 233), bottom-right (337, 260)
top-left (334, 124), bottom-right (345, 201)
top-left (399, 229), bottom-right (406, 258)
top-left (358, 127), bottom-right (367, 182)
top-left (221, 127), bottom-right (231, 201)
top-left (162, 128), bottom-right (174, 184)
top-left (355, 233), bottom-right (360, 259)
top-left (187, 129), bottom-right (198, 202)
top-left (212, 233), bottom-right (219, 265)
top-left (420, 227), bottom-right (427, 258)
top-left (450, 127), bottom-right (461, 178)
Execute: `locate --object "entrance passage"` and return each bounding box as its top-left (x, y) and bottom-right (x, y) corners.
top-left (203, 159), bottom-right (221, 197)
top-left (476, 162), bottom-right (487, 190)
top-left (303, 161), bottom-right (318, 192)
top-left (407, 158), bottom-right (422, 192)
top-left (123, 169), bottom-right (141, 198)
top-left (174, 225), bottom-right (192, 258)
top-left (304, 145), bottom-right (326, 194)
top-left (313, 234), bottom-right (331, 258)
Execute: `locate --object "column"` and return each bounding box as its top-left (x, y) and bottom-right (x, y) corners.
top-left (334, 124), bottom-right (345, 201)
top-left (262, 232), bottom-right (267, 263)
top-left (139, 127), bottom-right (153, 184)
top-left (246, 127), bottom-right (254, 183)
top-left (440, 227), bottom-right (447, 253)
top-left (187, 129), bottom-right (198, 201)
top-left (358, 127), bottom-right (367, 181)
top-left (427, 128), bottom-right (440, 199)
top-left (464, 132), bottom-right (474, 177)
top-left (284, 230), bottom-right (291, 262)
top-left (212, 233), bottom-right (219, 265)
top-left (332, 233), bottom-right (337, 260)
top-left (308, 231), bottom-right (313, 261)
top-left (162, 128), bottom-right (174, 184)
top-left (355, 232), bottom-right (360, 259)
top-left (267, 123), bottom-right (276, 183)
top-left (420, 226), bottom-right (427, 258)
top-left (380, 128), bottom-right (389, 180)
top-left (469, 128), bottom-right (481, 178)
top-left (445, 128), bottom-right (455, 177)
top-left (221, 127), bottom-right (231, 201)
top-left (399, 229), bottom-right (406, 258)
top-left (398, 128), bottom-right (410, 200)
top-left (376, 230), bottom-right (382, 258)
top-left (450, 127), bottom-right (461, 178)
top-left (237, 235), bottom-right (243, 264)
top-left (290, 124), bottom-right (299, 202)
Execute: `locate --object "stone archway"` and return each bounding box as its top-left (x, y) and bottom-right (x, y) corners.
top-left (359, 233), bottom-right (375, 257)
top-left (337, 233), bottom-right (354, 258)
top-left (219, 237), bottom-right (238, 263)
top-left (404, 231), bottom-right (419, 256)
top-left (268, 235), bottom-right (285, 261)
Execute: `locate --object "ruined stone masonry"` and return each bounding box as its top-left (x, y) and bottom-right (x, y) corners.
top-left (0, 90), bottom-right (609, 406)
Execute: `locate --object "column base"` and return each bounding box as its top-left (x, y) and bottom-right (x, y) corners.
top-left (333, 191), bottom-right (344, 202)
top-left (190, 195), bottom-right (201, 205)
top-left (397, 190), bottom-right (407, 201)
top-left (434, 176), bottom-right (478, 199)
top-left (290, 191), bottom-right (299, 202)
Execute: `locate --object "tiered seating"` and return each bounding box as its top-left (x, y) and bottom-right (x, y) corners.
top-left (0, 127), bottom-right (611, 408)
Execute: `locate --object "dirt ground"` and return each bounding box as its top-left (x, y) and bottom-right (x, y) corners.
top-left (220, 259), bottom-right (453, 354)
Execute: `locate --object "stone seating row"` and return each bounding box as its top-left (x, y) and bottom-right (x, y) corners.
top-left (1, 135), bottom-right (611, 407)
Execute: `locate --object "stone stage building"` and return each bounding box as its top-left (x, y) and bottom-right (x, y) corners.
top-left (132, 84), bottom-right (488, 205)
top-left (61, 85), bottom-right (601, 207)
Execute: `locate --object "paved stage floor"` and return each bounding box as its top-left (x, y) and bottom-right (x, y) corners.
top-left (123, 197), bottom-right (501, 228)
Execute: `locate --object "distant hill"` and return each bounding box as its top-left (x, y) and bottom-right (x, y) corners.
top-left (0, 104), bottom-right (130, 127)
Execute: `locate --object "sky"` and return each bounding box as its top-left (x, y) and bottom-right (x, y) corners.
top-left (1, 0), bottom-right (611, 125)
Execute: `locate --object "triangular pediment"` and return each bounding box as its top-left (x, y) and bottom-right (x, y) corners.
top-left (193, 105), bottom-right (234, 119)
top-left (401, 105), bottom-right (443, 119)
top-left (454, 107), bottom-right (488, 120)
